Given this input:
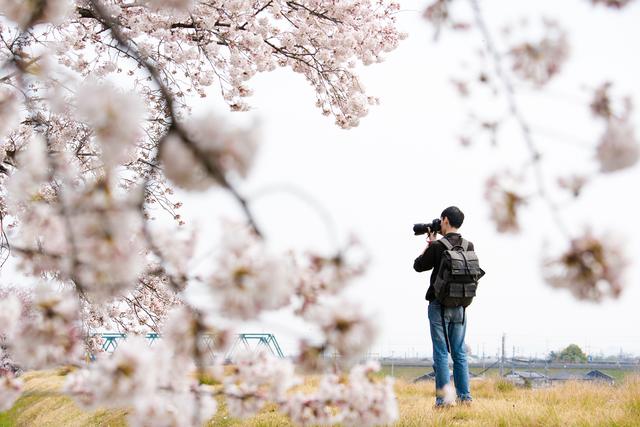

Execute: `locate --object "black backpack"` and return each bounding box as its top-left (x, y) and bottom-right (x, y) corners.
top-left (433, 237), bottom-right (485, 308)
top-left (433, 237), bottom-right (485, 352)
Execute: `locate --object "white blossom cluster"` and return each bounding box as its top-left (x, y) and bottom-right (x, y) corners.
top-left (422, 0), bottom-right (471, 35)
top-left (0, 287), bottom-right (83, 369)
top-left (435, 383), bottom-right (456, 406)
top-left (75, 81), bottom-right (145, 170)
top-left (305, 298), bottom-right (378, 365)
top-left (543, 231), bottom-right (627, 301)
top-left (342, 361), bottom-right (398, 426)
top-left (0, 287), bottom-right (32, 376)
top-left (507, 19), bottom-right (569, 87)
top-left (290, 239), bottom-right (380, 370)
top-left (557, 174), bottom-right (589, 198)
top-left (206, 224), bottom-right (297, 319)
top-left (296, 237), bottom-right (369, 307)
top-left (484, 172), bottom-right (527, 233)
top-left (5, 136), bottom-right (147, 300)
top-left (596, 117), bottom-right (640, 173)
top-left (0, 0), bottom-right (72, 27)
top-left (223, 350), bottom-right (297, 418)
top-left (144, 0), bottom-right (194, 12)
top-left (0, 294), bottom-right (22, 340)
top-left (590, 83), bottom-right (640, 173)
top-left (0, 0), bottom-right (402, 424)
top-left (0, 373), bottom-right (22, 411)
top-left (64, 333), bottom-right (217, 427)
top-left (284, 361), bottom-right (397, 427)
top-left (68, 188), bottom-right (147, 300)
top-left (15, 0), bottom-right (407, 128)
top-left (161, 115), bottom-right (257, 191)
top-left (590, 0), bottom-right (635, 8)
top-left (81, 271), bottom-right (183, 343)
top-left (0, 88), bottom-right (19, 138)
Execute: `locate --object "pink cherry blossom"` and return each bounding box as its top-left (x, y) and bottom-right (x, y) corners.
top-left (224, 350), bottom-right (297, 418)
top-left (283, 361), bottom-right (398, 426)
top-left (508, 20), bottom-right (569, 86)
top-left (543, 231), bottom-right (627, 301)
top-left (160, 115), bottom-right (257, 191)
top-left (8, 286), bottom-right (84, 369)
top-left (306, 298), bottom-right (378, 365)
top-left (596, 117), bottom-right (639, 173)
top-left (0, 0), bottom-right (72, 27)
top-left (206, 223), bottom-right (297, 319)
top-left (590, 0), bottom-right (634, 8)
top-left (75, 81), bottom-right (145, 170)
top-left (0, 0), bottom-right (406, 421)
top-left (0, 373), bottom-right (22, 411)
top-left (484, 172), bottom-right (527, 233)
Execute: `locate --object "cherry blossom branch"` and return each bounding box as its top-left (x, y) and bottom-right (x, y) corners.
top-left (286, 1), bottom-right (343, 24)
top-left (468, 0), bottom-right (571, 238)
top-left (0, 55), bottom-right (42, 83)
top-left (0, 3), bottom-right (402, 422)
top-left (0, 25), bottom-right (92, 297)
top-left (0, 244), bottom-right (64, 260)
top-left (0, 212), bottom-right (10, 268)
top-left (87, 0), bottom-right (263, 238)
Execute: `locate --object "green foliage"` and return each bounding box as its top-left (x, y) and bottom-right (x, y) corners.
top-left (197, 371), bottom-right (221, 386)
top-left (557, 344), bottom-right (588, 363)
top-left (0, 411), bottom-right (14, 427)
top-left (495, 379), bottom-right (515, 393)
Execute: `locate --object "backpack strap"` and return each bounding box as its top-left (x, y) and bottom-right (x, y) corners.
top-left (438, 238), bottom-right (453, 250)
top-left (461, 239), bottom-right (469, 251)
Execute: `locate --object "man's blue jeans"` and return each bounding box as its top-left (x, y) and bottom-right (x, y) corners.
top-left (428, 300), bottom-right (472, 405)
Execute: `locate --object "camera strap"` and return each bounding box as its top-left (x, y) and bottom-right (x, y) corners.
top-left (441, 305), bottom-right (467, 354)
top-left (441, 305), bottom-right (451, 354)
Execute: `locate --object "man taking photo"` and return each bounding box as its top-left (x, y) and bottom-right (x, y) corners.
top-left (413, 206), bottom-right (475, 407)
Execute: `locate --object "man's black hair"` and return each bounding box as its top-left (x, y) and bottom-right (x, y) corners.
top-left (441, 206), bottom-right (464, 228)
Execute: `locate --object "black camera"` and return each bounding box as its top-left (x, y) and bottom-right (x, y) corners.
top-left (413, 218), bottom-right (441, 235)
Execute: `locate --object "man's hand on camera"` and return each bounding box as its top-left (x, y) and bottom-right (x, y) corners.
top-left (427, 231), bottom-right (438, 242)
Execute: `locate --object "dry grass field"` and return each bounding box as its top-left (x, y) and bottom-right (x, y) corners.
top-left (1, 369), bottom-right (639, 426)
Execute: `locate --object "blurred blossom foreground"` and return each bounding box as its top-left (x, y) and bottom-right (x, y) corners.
top-left (0, 0), bottom-right (404, 425)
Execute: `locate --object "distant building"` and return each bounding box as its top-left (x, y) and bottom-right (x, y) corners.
top-left (504, 370), bottom-right (551, 387)
top-left (583, 370), bottom-right (615, 385)
top-left (413, 369), bottom-right (479, 383)
top-left (548, 371), bottom-right (582, 383)
top-left (413, 369), bottom-right (452, 383)
top-left (505, 369), bottom-right (616, 387)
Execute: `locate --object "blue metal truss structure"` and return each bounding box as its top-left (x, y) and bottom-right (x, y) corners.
top-left (92, 332), bottom-right (284, 361)
top-left (226, 333), bottom-right (285, 359)
top-left (97, 332), bottom-right (161, 353)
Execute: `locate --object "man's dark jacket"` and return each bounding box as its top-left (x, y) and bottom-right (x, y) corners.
top-left (413, 232), bottom-right (475, 301)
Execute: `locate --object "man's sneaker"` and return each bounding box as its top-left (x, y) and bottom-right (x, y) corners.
top-left (434, 402), bottom-right (455, 410)
top-left (456, 397), bottom-right (473, 406)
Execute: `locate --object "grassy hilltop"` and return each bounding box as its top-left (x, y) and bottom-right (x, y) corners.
top-left (1, 369), bottom-right (640, 426)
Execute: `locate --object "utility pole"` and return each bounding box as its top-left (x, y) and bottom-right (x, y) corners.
top-left (500, 333), bottom-right (506, 377)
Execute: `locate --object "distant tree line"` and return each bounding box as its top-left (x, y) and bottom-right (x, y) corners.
top-left (549, 344), bottom-right (589, 363)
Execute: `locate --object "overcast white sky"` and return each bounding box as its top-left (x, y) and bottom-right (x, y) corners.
top-left (4, 0), bottom-right (638, 359)
top-left (176, 0), bottom-right (640, 359)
